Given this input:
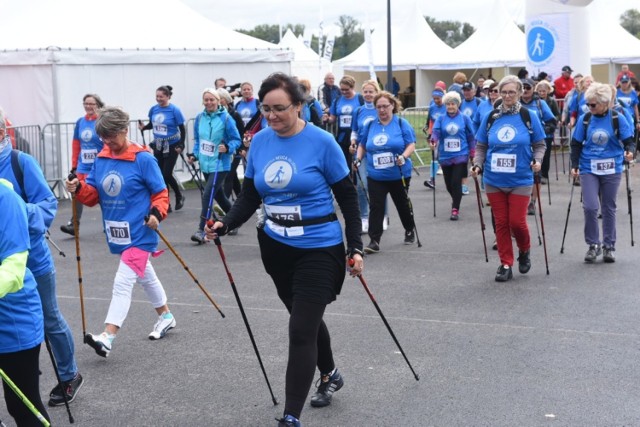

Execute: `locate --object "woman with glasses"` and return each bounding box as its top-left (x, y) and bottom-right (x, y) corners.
top-left (429, 91), bottom-right (476, 220)
top-left (471, 75), bottom-right (547, 282)
top-left (328, 75), bottom-right (363, 168)
top-left (60, 94), bottom-right (105, 236)
top-left (206, 73), bottom-right (362, 427)
top-left (355, 91), bottom-right (417, 253)
top-left (138, 85), bottom-right (186, 212)
top-left (473, 82), bottom-right (500, 129)
top-left (188, 88), bottom-right (241, 244)
top-left (570, 83), bottom-right (635, 263)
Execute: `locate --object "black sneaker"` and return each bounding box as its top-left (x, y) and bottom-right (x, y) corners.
top-left (404, 229), bottom-right (415, 245)
top-left (175, 194), bottom-right (186, 211)
top-left (309, 368), bottom-right (344, 408)
top-left (492, 240), bottom-right (498, 250)
top-left (60, 222), bottom-right (75, 236)
top-left (423, 179), bottom-right (435, 189)
top-left (364, 240), bottom-right (379, 254)
top-left (495, 265), bottom-right (513, 282)
top-left (584, 244), bottom-right (602, 263)
top-left (48, 372), bottom-right (84, 407)
top-left (168, 204), bottom-right (173, 213)
top-left (517, 250), bottom-right (531, 274)
top-left (603, 246), bottom-right (615, 263)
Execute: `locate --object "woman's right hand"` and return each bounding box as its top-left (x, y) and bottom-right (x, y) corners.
top-left (204, 220), bottom-right (226, 240)
top-left (469, 166), bottom-right (482, 178)
top-left (570, 168), bottom-right (579, 178)
top-left (65, 177), bottom-right (79, 194)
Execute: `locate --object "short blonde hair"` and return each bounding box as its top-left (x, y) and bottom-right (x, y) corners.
top-left (585, 82), bottom-right (612, 107)
top-left (535, 80), bottom-right (553, 94)
top-left (361, 79), bottom-right (380, 92)
top-left (202, 88), bottom-right (220, 100)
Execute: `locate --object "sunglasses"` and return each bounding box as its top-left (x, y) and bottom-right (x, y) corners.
top-left (490, 89), bottom-right (499, 93)
top-left (523, 85), bottom-right (532, 90)
top-left (587, 103), bottom-right (598, 108)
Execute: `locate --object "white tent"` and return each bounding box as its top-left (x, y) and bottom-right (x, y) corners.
top-left (0, 0), bottom-right (293, 126)
top-left (589, 1), bottom-right (640, 65)
top-left (278, 29), bottom-right (331, 93)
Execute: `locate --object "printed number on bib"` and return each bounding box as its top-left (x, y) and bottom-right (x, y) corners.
top-left (105, 221), bottom-right (132, 245)
top-left (339, 115), bottom-right (352, 128)
top-left (491, 153), bottom-right (517, 173)
top-left (200, 139), bottom-right (215, 157)
top-left (591, 158), bottom-right (615, 175)
top-left (153, 123), bottom-right (168, 136)
top-left (372, 152), bottom-right (395, 169)
top-left (264, 204), bottom-right (304, 237)
top-left (444, 138), bottom-right (461, 152)
top-left (81, 149), bottom-right (98, 164)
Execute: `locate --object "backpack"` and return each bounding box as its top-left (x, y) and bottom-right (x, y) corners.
top-left (307, 100), bottom-right (322, 126)
top-left (10, 149), bottom-right (27, 202)
top-left (582, 110), bottom-right (620, 141)
top-left (486, 107), bottom-right (533, 135)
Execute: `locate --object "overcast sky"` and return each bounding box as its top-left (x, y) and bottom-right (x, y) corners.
top-left (183, 0), bottom-right (632, 37)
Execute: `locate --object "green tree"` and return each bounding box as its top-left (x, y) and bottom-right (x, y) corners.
top-left (620, 9), bottom-right (640, 38)
top-left (425, 16), bottom-right (476, 48)
top-left (236, 24), bottom-right (306, 44)
top-left (333, 15), bottom-right (365, 60)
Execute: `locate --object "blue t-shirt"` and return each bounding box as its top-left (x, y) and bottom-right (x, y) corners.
top-left (245, 124), bottom-right (348, 249)
top-left (0, 183), bottom-right (43, 354)
top-left (74, 116), bottom-right (104, 174)
top-left (569, 91), bottom-right (589, 117)
top-left (616, 89), bottom-right (639, 123)
top-left (521, 98), bottom-right (555, 137)
top-left (572, 110), bottom-right (634, 175)
top-left (428, 101), bottom-right (446, 128)
top-left (352, 103), bottom-right (377, 145)
top-left (432, 112), bottom-right (475, 163)
top-left (236, 98), bottom-right (260, 127)
top-left (364, 116), bottom-right (416, 181)
top-left (475, 110), bottom-right (546, 187)
top-left (330, 95), bottom-right (363, 130)
top-left (473, 98), bottom-right (494, 129)
top-left (460, 97), bottom-right (481, 119)
top-left (148, 104), bottom-right (185, 143)
top-left (87, 148), bottom-right (167, 254)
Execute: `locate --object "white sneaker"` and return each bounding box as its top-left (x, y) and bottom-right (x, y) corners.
top-left (361, 218), bottom-right (369, 234)
top-left (437, 168), bottom-right (443, 175)
top-left (383, 216), bottom-right (389, 231)
top-left (149, 312), bottom-right (176, 340)
top-left (86, 332), bottom-right (113, 358)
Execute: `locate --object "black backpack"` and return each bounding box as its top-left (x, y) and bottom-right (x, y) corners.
top-left (581, 110), bottom-right (620, 141)
top-left (486, 107), bottom-right (533, 135)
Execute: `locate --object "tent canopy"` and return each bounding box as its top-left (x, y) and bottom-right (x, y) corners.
top-left (278, 29), bottom-right (331, 90)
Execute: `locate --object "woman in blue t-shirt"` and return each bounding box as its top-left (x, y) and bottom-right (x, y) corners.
top-left (570, 82), bottom-right (635, 263)
top-left (139, 85), bottom-right (186, 212)
top-left (471, 75), bottom-right (546, 282)
top-left (206, 73), bottom-right (362, 427)
top-left (329, 75), bottom-right (363, 168)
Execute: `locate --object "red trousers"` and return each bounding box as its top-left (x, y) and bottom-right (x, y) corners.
top-left (487, 191), bottom-right (531, 266)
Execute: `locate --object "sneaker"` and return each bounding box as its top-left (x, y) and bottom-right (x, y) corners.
top-left (541, 177), bottom-right (548, 185)
top-left (450, 208), bottom-right (459, 221)
top-left (48, 373), bottom-right (84, 407)
top-left (492, 240), bottom-right (498, 250)
top-left (437, 168), bottom-right (443, 175)
top-left (175, 194), bottom-right (186, 211)
top-left (527, 201), bottom-right (536, 216)
top-left (361, 218), bottom-right (369, 234)
top-left (517, 250), bottom-right (531, 274)
top-left (404, 229), bottom-right (415, 245)
top-left (60, 221), bottom-right (75, 236)
top-left (423, 179), bottom-right (435, 189)
top-left (461, 184), bottom-right (469, 195)
top-left (603, 246), bottom-right (616, 263)
top-left (364, 240), bottom-right (380, 254)
top-left (276, 414), bottom-right (301, 427)
top-left (495, 265), bottom-right (513, 282)
top-left (191, 230), bottom-right (207, 244)
top-left (85, 332), bottom-right (113, 358)
top-left (584, 244), bottom-right (602, 263)
top-left (310, 368), bottom-right (344, 407)
top-left (168, 204), bottom-right (173, 213)
top-left (213, 205), bottom-right (226, 218)
top-left (149, 312), bottom-right (176, 340)
top-left (383, 216), bottom-right (389, 231)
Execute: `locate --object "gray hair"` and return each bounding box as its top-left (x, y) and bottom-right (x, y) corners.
top-left (498, 75), bottom-right (523, 95)
top-left (585, 82), bottom-right (612, 107)
top-left (216, 88), bottom-right (233, 104)
top-left (95, 106), bottom-right (130, 137)
top-left (442, 91), bottom-right (461, 106)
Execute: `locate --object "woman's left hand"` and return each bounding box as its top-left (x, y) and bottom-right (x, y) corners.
top-left (218, 144), bottom-right (228, 153)
top-left (348, 253), bottom-right (364, 277)
top-left (531, 160), bottom-right (541, 173)
top-left (624, 151), bottom-right (634, 163)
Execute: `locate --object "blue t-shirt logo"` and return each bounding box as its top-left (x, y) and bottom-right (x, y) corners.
top-left (497, 125), bottom-right (517, 143)
top-left (102, 173), bottom-right (123, 197)
top-left (153, 113), bottom-right (166, 123)
top-left (591, 129), bottom-right (609, 146)
top-left (446, 123), bottom-right (460, 135)
top-left (81, 129), bottom-right (93, 142)
top-left (372, 133), bottom-right (389, 146)
top-left (528, 26), bottom-right (554, 63)
top-left (363, 116), bottom-right (375, 127)
top-left (265, 160), bottom-right (293, 189)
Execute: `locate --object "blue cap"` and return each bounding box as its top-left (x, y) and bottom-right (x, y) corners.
top-left (432, 89), bottom-right (444, 97)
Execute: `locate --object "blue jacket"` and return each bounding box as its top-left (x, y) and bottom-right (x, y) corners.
top-left (193, 107), bottom-right (241, 173)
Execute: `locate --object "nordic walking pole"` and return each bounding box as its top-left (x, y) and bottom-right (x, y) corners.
top-left (547, 172), bottom-right (552, 206)
top-left (531, 196), bottom-right (542, 246)
top-left (354, 163), bottom-right (370, 206)
top-left (68, 173), bottom-right (88, 343)
top-left (534, 171), bottom-right (550, 274)
top-left (150, 221), bottom-right (225, 318)
top-left (560, 176), bottom-right (577, 254)
top-left (431, 144), bottom-right (437, 217)
top-left (45, 230), bottom-right (66, 257)
top-left (137, 119), bottom-right (147, 148)
top-left (625, 160), bottom-right (634, 246)
top-left (397, 160), bottom-right (422, 248)
top-left (207, 223), bottom-right (278, 406)
top-left (44, 337), bottom-right (74, 423)
top-left (348, 259), bottom-right (419, 381)
top-left (553, 137), bottom-right (559, 181)
top-left (0, 369), bottom-right (50, 427)
top-left (472, 175), bottom-right (488, 262)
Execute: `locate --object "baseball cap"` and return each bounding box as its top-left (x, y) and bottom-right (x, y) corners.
top-left (621, 74), bottom-right (630, 82)
top-left (562, 65), bottom-right (573, 73)
top-left (521, 78), bottom-right (535, 88)
top-left (482, 79), bottom-right (495, 89)
top-left (462, 82), bottom-right (474, 91)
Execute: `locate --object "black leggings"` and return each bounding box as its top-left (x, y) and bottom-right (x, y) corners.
top-left (367, 176), bottom-right (415, 243)
top-left (441, 162), bottom-right (467, 210)
top-left (540, 137), bottom-right (553, 179)
top-left (223, 155), bottom-right (243, 199)
top-left (153, 145), bottom-right (182, 202)
top-left (0, 344), bottom-right (50, 427)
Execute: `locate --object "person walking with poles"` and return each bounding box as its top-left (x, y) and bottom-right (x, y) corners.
top-left (570, 83), bottom-right (635, 263)
top-left (471, 75), bottom-right (547, 282)
top-left (206, 73), bottom-right (363, 427)
top-left (66, 106), bottom-right (176, 358)
top-left (188, 88), bottom-right (241, 244)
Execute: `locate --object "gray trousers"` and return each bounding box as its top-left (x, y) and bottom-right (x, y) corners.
top-left (580, 173), bottom-right (622, 248)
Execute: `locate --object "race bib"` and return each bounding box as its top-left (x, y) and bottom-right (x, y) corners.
top-left (81, 148), bottom-right (97, 164)
top-left (372, 152), bottom-right (395, 169)
top-left (200, 139), bottom-right (216, 157)
top-left (444, 137), bottom-right (461, 152)
top-left (105, 220), bottom-right (132, 245)
top-left (339, 115), bottom-right (352, 128)
top-left (153, 123), bottom-right (168, 136)
top-left (591, 158), bottom-right (615, 175)
top-left (264, 204), bottom-right (304, 237)
top-left (490, 153), bottom-right (517, 173)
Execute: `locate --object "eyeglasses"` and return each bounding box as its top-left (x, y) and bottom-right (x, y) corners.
top-left (587, 103), bottom-right (598, 108)
top-left (490, 89), bottom-right (499, 93)
top-left (259, 104), bottom-right (293, 114)
top-left (500, 90), bottom-right (518, 97)
top-left (376, 104), bottom-right (392, 110)
top-left (523, 85), bottom-right (532, 90)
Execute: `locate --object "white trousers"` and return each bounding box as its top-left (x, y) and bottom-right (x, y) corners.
top-left (104, 259), bottom-right (168, 327)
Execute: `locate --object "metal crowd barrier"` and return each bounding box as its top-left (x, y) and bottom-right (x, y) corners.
top-left (399, 106), bottom-right (430, 166)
